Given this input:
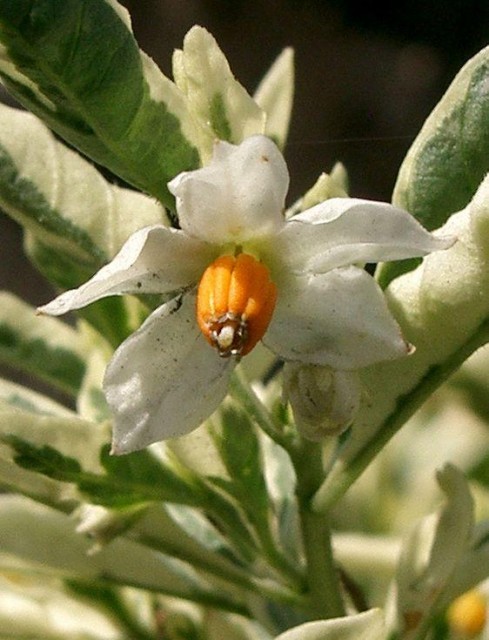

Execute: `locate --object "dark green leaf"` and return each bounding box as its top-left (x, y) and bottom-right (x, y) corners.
top-left (0, 0), bottom-right (200, 209)
top-left (380, 45), bottom-right (489, 286)
top-left (3, 434), bottom-right (201, 508)
top-left (210, 403), bottom-right (269, 520)
top-left (3, 434), bottom-right (82, 479)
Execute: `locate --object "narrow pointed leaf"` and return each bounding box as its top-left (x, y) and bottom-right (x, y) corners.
top-left (173, 26), bottom-right (265, 151)
top-left (0, 495), bottom-right (233, 605)
top-left (254, 47), bottom-right (294, 149)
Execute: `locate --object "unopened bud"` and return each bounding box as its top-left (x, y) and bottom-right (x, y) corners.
top-left (283, 364), bottom-right (361, 440)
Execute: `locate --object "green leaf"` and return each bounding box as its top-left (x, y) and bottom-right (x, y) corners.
top-left (2, 430), bottom-right (202, 508)
top-left (394, 44), bottom-right (489, 227)
top-left (0, 408), bottom-right (109, 474)
top-left (3, 434), bottom-right (82, 479)
top-left (0, 0), bottom-right (202, 208)
top-left (172, 26), bottom-right (265, 154)
top-left (0, 103), bottom-right (168, 270)
top-left (0, 495), bottom-right (236, 606)
top-left (0, 378), bottom-right (74, 416)
top-left (0, 291), bottom-right (86, 395)
top-left (210, 402), bottom-right (269, 521)
top-left (254, 47), bottom-right (294, 149)
top-left (380, 45), bottom-right (489, 286)
top-left (275, 609), bottom-right (386, 640)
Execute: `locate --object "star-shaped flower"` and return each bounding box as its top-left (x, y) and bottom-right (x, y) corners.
top-left (40, 135), bottom-right (450, 453)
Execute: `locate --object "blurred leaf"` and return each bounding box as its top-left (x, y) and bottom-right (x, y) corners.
top-left (0, 494), bottom-right (232, 605)
top-left (275, 608), bottom-right (386, 640)
top-left (3, 434), bottom-right (82, 479)
top-left (0, 378), bottom-right (73, 416)
top-left (254, 47), bottom-right (294, 149)
top-left (379, 44), bottom-right (489, 287)
top-left (0, 0), bottom-right (201, 208)
top-left (390, 465), bottom-right (474, 639)
top-left (0, 406), bottom-right (108, 474)
top-left (0, 292), bottom-right (86, 395)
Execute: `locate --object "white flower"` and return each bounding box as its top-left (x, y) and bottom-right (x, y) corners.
top-left (39, 135), bottom-right (450, 454)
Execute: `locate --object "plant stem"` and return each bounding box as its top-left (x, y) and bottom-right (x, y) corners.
top-left (291, 439), bottom-right (345, 619)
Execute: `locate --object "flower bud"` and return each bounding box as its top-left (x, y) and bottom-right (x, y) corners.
top-left (283, 364), bottom-right (361, 440)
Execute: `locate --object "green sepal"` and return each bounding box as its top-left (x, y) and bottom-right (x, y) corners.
top-left (0, 0), bottom-right (201, 209)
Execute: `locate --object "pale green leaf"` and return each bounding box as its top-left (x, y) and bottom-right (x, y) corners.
top-left (274, 609), bottom-right (386, 640)
top-left (0, 407), bottom-right (109, 474)
top-left (0, 103), bottom-right (168, 267)
top-left (0, 378), bottom-right (74, 417)
top-left (254, 47), bottom-right (294, 149)
top-left (389, 465), bottom-right (474, 638)
top-left (0, 573), bottom-right (118, 640)
top-left (0, 291), bottom-right (86, 395)
top-left (393, 44), bottom-right (489, 229)
top-left (0, 494), bottom-right (220, 600)
top-left (381, 44), bottom-right (489, 285)
top-left (173, 26), bottom-right (265, 157)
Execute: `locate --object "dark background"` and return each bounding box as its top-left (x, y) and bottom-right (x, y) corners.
top-left (2, 0), bottom-right (489, 305)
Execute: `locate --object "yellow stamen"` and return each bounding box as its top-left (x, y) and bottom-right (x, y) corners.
top-left (197, 253), bottom-right (277, 358)
top-left (447, 590), bottom-right (487, 638)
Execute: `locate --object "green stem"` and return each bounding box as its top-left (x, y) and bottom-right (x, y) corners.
top-left (312, 319), bottom-right (489, 513)
top-left (291, 439), bottom-right (345, 619)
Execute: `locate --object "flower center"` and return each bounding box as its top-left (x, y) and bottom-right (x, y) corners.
top-left (196, 253), bottom-right (277, 358)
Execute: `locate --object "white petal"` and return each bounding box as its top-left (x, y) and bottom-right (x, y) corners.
top-left (106, 292), bottom-right (235, 454)
top-left (264, 267), bottom-right (410, 369)
top-left (275, 198), bottom-right (453, 273)
top-left (168, 135), bottom-right (288, 244)
top-left (38, 225), bottom-right (216, 316)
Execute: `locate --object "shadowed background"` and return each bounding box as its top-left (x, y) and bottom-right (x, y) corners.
top-left (2, 0), bottom-right (489, 305)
